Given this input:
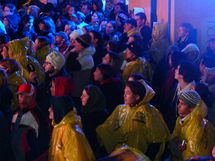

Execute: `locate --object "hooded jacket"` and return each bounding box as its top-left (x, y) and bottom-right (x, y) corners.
top-left (8, 37), bottom-right (45, 84)
top-left (122, 57), bottom-right (152, 82)
top-left (96, 81), bottom-right (170, 160)
top-left (170, 101), bottom-right (215, 161)
top-left (49, 96), bottom-right (95, 161)
top-left (35, 45), bottom-right (51, 65)
top-left (82, 85), bottom-right (108, 156)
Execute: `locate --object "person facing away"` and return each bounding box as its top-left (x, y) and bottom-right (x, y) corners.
top-left (48, 96), bottom-right (95, 161)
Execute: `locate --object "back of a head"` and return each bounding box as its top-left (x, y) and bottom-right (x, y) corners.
top-left (171, 51), bottom-right (185, 69)
top-left (37, 36), bottom-right (50, 47)
top-left (51, 96), bottom-right (74, 124)
top-left (179, 61), bottom-right (197, 83)
top-left (126, 40), bottom-right (143, 57)
top-left (0, 58), bottom-right (20, 74)
top-left (97, 63), bottom-right (114, 80)
top-left (181, 22), bottom-right (194, 34)
top-left (129, 74), bottom-right (146, 81)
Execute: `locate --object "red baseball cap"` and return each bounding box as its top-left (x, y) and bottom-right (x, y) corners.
top-left (17, 83), bottom-right (35, 96)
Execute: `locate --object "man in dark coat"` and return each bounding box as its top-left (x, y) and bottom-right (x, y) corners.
top-left (11, 83), bottom-right (50, 161)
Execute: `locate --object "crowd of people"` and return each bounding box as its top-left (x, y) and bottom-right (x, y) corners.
top-left (0, 0), bottom-right (215, 161)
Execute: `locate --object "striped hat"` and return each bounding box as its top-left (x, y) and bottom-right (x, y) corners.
top-left (179, 90), bottom-right (201, 107)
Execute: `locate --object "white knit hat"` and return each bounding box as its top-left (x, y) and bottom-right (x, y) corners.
top-left (46, 51), bottom-right (65, 70)
top-left (179, 90), bottom-right (201, 107)
top-left (69, 29), bottom-right (84, 40)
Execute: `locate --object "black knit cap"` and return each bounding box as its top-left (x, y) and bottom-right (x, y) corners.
top-left (126, 41), bottom-right (143, 57)
top-left (125, 18), bottom-right (137, 27)
top-left (76, 34), bottom-right (92, 48)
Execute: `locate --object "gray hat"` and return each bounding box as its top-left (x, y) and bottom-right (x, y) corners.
top-left (46, 51), bottom-right (65, 70)
top-left (179, 90), bottom-right (201, 107)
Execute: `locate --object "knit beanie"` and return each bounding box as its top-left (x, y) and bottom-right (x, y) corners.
top-left (76, 34), bottom-right (92, 48)
top-left (69, 29), bottom-right (84, 40)
top-left (125, 18), bottom-right (137, 27)
top-left (46, 51), bottom-right (65, 70)
top-left (127, 41), bottom-right (143, 57)
top-left (179, 90), bottom-right (201, 108)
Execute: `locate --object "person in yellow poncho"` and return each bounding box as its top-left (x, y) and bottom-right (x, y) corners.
top-left (0, 58), bottom-right (27, 111)
top-left (7, 37), bottom-right (45, 85)
top-left (96, 80), bottom-right (170, 161)
top-left (49, 96), bottom-right (95, 161)
top-left (122, 41), bottom-right (152, 82)
top-left (170, 90), bottom-right (215, 161)
top-left (97, 145), bottom-right (151, 161)
top-left (34, 36), bottom-right (52, 65)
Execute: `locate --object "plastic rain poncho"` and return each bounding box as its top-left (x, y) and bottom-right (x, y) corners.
top-left (170, 101), bottom-right (215, 161)
top-left (96, 81), bottom-right (170, 161)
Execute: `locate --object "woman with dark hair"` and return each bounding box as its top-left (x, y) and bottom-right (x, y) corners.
top-left (104, 20), bottom-right (121, 42)
top-left (90, 11), bottom-right (104, 31)
top-left (93, 64), bottom-right (124, 113)
top-left (92, 0), bottom-right (103, 13)
top-left (49, 96), bottom-right (95, 161)
top-left (18, 15), bottom-right (37, 41)
top-left (89, 30), bottom-right (105, 66)
top-left (97, 80), bottom-right (169, 161)
top-left (80, 84), bottom-right (108, 157)
top-left (38, 16), bottom-right (56, 36)
top-left (2, 3), bottom-right (21, 40)
top-left (102, 51), bottom-right (122, 75)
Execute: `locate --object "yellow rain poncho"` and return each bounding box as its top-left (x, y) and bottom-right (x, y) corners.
top-left (7, 37), bottom-right (45, 84)
top-left (110, 145), bottom-right (151, 161)
top-left (122, 57), bottom-right (152, 82)
top-left (35, 45), bottom-right (51, 65)
top-left (171, 101), bottom-right (215, 161)
top-left (49, 111), bottom-right (95, 161)
top-left (96, 81), bottom-right (170, 161)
